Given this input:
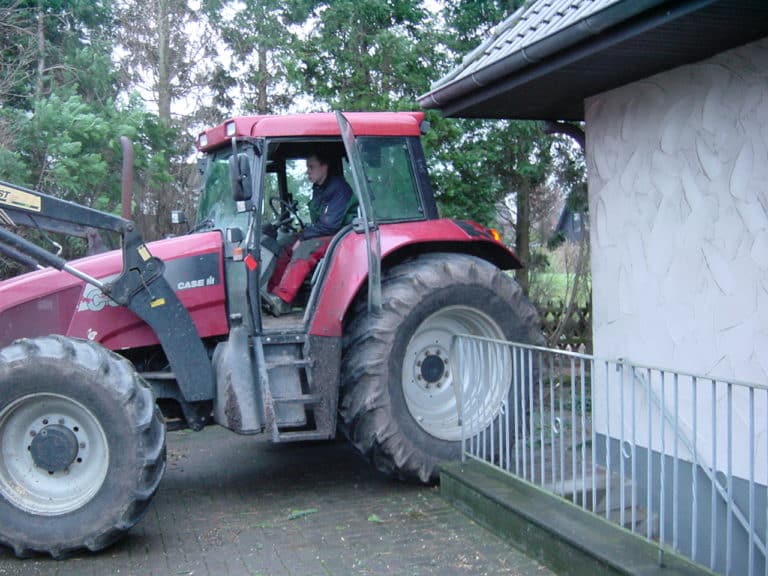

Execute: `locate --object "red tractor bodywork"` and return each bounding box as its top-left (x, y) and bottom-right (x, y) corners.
top-left (310, 219), bottom-right (520, 336)
top-left (197, 112), bottom-right (424, 150)
top-left (0, 220), bottom-right (517, 348)
top-left (0, 232), bottom-right (228, 350)
top-left (0, 112), bottom-right (524, 406)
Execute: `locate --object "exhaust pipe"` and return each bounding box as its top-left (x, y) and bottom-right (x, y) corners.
top-left (120, 136), bottom-right (134, 220)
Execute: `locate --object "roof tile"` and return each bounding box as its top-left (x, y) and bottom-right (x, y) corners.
top-left (447, 0), bottom-right (623, 85)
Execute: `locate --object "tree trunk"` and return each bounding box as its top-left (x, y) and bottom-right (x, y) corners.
top-left (515, 180), bottom-right (530, 296)
top-left (257, 44), bottom-right (268, 114)
top-left (35, 0), bottom-right (45, 100)
top-left (547, 236), bottom-right (589, 349)
top-left (140, 0), bottom-right (173, 242)
top-left (156, 0), bottom-right (171, 123)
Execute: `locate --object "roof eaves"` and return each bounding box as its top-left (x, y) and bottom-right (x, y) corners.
top-left (430, 3), bottom-right (530, 91)
top-left (419, 0), bottom-right (670, 112)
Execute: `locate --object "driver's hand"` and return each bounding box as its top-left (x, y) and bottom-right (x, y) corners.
top-left (262, 223), bottom-right (278, 239)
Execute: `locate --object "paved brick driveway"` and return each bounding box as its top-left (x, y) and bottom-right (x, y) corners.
top-left (0, 426), bottom-right (553, 576)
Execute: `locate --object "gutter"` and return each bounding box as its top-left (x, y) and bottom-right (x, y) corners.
top-left (418, 0), bottom-right (700, 111)
top-left (431, 2), bottom-right (530, 90)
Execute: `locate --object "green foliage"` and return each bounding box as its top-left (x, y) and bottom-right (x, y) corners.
top-left (422, 116), bottom-right (501, 224)
top-left (26, 95), bottom-right (111, 198)
top-left (421, 1), bottom-right (561, 237)
top-left (443, 0), bottom-right (524, 53)
top-left (0, 0), bottom-right (587, 291)
top-left (0, 92), bottom-right (169, 212)
top-left (295, 0), bottom-right (440, 110)
top-left (423, 114), bottom-right (553, 230)
top-left (206, 0), bottom-right (298, 114)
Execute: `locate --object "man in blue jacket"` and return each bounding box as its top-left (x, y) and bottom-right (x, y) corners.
top-left (264, 150), bottom-right (354, 316)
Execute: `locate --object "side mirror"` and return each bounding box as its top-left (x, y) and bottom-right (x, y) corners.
top-left (225, 227), bottom-right (244, 244)
top-left (170, 210), bottom-right (187, 225)
top-left (229, 153), bottom-right (252, 202)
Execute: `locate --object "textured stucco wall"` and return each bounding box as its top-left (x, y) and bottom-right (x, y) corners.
top-left (586, 39), bottom-right (768, 479)
top-left (587, 39), bottom-right (768, 382)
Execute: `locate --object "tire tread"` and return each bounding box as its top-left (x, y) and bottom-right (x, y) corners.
top-left (0, 335), bottom-right (166, 558)
top-left (340, 254), bottom-right (542, 483)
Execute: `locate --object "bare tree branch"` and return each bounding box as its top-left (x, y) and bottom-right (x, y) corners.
top-left (542, 121), bottom-right (585, 151)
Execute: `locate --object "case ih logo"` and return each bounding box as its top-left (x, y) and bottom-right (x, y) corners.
top-left (177, 275), bottom-right (216, 291)
top-left (78, 284), bottom-right (120, 312)
top-left (75, 254), bottom-right (220, 313)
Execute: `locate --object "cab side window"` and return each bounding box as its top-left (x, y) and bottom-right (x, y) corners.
top-left (358, 137), bottom-right (423, 221)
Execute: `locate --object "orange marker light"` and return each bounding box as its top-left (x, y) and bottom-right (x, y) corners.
top-left (244, 254), bottom-right (258, 271)
top-left (489, 228), bottom-right (503, 242)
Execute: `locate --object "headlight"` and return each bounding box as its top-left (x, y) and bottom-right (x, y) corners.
top-left (225, 121), bottom-right (236, 137)
top-left (198, 133), bottom-right (208, 148)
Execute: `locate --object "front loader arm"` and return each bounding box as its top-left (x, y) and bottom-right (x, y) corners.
top-left (0, 180), bottom-right (127, 235)
top-left (0, 180), bottom-right (215, 414)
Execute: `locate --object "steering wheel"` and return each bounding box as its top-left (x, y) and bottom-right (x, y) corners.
top-left (269, 197), bottom-right (306, 231)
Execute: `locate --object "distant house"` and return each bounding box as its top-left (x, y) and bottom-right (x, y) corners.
top-left (419, 1), bottom-right (768, 573)
top-left (554, 204), bottom-right (587, 244)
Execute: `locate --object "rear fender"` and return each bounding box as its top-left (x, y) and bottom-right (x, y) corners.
top-left (308, 219), bottom-right (522, 337)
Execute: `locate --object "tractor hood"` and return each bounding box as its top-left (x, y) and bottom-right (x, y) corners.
top-left (0, 231), bottom-right (228, 350)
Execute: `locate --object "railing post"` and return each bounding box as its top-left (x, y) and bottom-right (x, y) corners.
top-left (710, 378), bottom-right (717, 571)
top-left (748, 387), bottom-right (754, 576)
top-left (539, 350), bottom-right (546, 489)
top-left (692, 376), bottom-right (698, 562)
top-left (605, 360), bottom-right (612, 522)
top-left (591, 358), bottom-right (597, 513)
top-left (631, 366), bottom-right (637, 533)
top-left (647, 367), bottom-right (653, 541)
top-left (726, 382), bottom-right (733, 575)
top-left (673, 373), bottom-right (679, 551)
top-left (620, 362), bottom-right (626, 527)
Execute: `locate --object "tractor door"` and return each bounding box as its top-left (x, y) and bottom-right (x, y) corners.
top-left (335, 112), bottom-right (382, 312)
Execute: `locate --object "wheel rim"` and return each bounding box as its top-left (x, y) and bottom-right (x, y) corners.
top-left (401, 305), bottom-right (511, 441)
top-left (0, 393), bottom-right (109, 515)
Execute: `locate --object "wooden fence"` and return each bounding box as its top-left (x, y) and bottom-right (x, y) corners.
top-left (536, 300), bottom-right (592, 353)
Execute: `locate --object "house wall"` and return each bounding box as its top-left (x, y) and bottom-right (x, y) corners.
top-left (585, 39), bottom-right (768, 481)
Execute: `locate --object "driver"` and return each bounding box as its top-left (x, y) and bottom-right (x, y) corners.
top-left (263, 150), bottom-right (354, 316)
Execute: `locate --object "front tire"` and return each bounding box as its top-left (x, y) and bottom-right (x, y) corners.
top-left (0, 336), bottom-right (166, 558)
top-left (340, 253), bottom-right (543, 483)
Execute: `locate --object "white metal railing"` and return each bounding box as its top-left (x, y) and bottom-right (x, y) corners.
top-left (452, 335), bottom-right (768, 576)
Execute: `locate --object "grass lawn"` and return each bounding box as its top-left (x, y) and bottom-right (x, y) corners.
top-left (530, 271), bottom-right (590, 307)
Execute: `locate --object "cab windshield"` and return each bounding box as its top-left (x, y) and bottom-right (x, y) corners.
top-left (196, 153), bottom-right (250, 231)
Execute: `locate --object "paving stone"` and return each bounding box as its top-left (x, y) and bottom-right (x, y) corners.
top-left (0, 426), bottom-right (554, 576)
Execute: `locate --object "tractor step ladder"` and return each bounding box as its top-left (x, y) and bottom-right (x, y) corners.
top-left (260, 333), bottom-right (335, 442)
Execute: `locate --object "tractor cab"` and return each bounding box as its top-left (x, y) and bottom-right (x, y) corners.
top-left (194, 112), bottom-right (436, 335)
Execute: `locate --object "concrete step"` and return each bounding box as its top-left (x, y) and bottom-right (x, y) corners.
top-left (543, 466), bottom-right (660, 538)
top-left (439, 458), bottom-right (712, 576)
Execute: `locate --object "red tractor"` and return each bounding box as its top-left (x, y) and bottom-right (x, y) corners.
top-left (0, 112), bottom-right (541, 557)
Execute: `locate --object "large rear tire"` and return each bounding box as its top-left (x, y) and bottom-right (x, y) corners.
top-left (340, 253), bottom-right (543, 483)
top-left (0, 335), bottom-right (166, 558)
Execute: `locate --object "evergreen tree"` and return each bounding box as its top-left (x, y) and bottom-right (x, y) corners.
top-left (205, 0), bottom-right (298, 115)
top-left (294, 0), bottom-right (439, 110)
top-left (426, 0), bottom-right (565, 294)
top-left (115, 0), bottom-right (218, 239)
